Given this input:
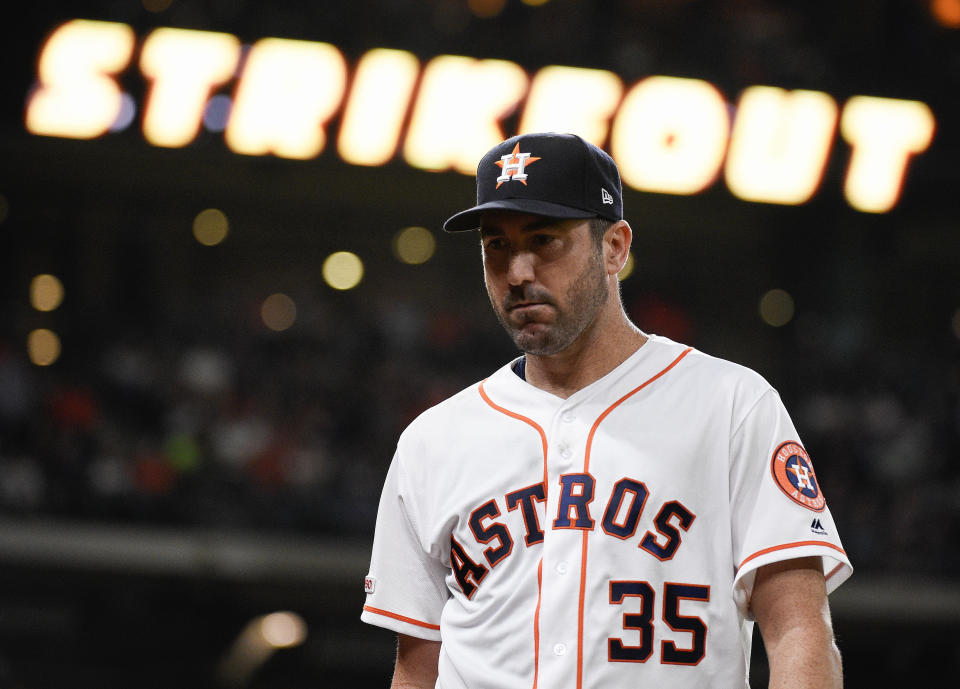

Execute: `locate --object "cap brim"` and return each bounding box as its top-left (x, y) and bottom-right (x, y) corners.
top-left (443, 199), bottom-right (597, 232)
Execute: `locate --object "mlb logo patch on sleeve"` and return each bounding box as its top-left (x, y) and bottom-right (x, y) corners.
top-left (364, 576), bottom-right (376, 594)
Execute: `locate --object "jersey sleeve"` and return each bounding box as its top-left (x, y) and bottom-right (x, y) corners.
top-left (360, 449), bottom-right (448, 641)
top-left (728, 388), bottom-right (853, 618)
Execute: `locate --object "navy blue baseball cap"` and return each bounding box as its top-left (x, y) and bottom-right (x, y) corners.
top-left (443, 132), bottom-right (623, 232)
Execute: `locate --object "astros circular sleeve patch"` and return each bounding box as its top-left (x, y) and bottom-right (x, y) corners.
top-left (770, 441), bottom-right (826, 512)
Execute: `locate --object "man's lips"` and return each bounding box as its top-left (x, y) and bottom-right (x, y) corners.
top-left (503, 289), bottom-right (555, 319)
top-left (508, 301), bottom-right (544, 311)
top-left (506, 302), bottom-right (553, 321)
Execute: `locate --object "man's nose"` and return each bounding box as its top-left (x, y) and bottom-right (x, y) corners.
top-left (505, 250), bottom-right (536, 286)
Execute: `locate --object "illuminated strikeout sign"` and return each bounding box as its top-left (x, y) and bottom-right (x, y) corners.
top-left (26, 19), bottom-right (937, 213)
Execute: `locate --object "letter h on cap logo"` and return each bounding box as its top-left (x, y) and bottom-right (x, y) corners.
top-left (495, 143), bottom-right (541, 188)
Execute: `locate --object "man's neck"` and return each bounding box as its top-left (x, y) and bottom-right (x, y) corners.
top-left (523, 314), bottom-right (648, 399)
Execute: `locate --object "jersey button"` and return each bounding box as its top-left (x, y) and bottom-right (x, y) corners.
top-left (561, 411), bottom-right (575, 423)
top-left (560, 445), bottom-right (573, 459)
top-left (553, 643), bottom-right (567, 656)
top-left (556, 562), bottom-right (568, 575)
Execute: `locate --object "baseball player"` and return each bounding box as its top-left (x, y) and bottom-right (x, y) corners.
top-left (361, 132), bottom-right (852, 689)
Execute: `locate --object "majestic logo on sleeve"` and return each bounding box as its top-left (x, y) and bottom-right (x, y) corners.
top-left (771, 441), bottom-right (825, 511)
top-left (495, 143), bottom-right (541, 188)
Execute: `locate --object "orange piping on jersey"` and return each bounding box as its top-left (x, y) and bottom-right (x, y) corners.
top-left (582, 347), bottom-right (694, 475)
top-left (576, 346), bottom-right (694, 689)
top-left (825, 561), bottom-right (845, 583)
top-left (576, 528), bottom-right (589, 689)
top-left (737, 540), bottom-right (848, 573)
top-left (532, 560), bottom-right (543, 689)
top-left (363, 605), bottom-right (441, 631)
top-left (478, 379), bottom-right (549, 689)
top-left (479, 381), bottom-right (549, 469)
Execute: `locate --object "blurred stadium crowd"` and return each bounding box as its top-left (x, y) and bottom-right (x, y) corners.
top-left (0, 291), bottom-right (501, 537)
top-left (1, 279), bottom-right (957, 579)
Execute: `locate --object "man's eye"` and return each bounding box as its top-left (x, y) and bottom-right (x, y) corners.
top-left (484, 238), bottom-right (506, 251)
top-left (533, 234), bottom-right (556, 246)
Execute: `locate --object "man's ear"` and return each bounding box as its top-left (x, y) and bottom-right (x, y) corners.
top-left (604, 220), bottom-right (633, 276)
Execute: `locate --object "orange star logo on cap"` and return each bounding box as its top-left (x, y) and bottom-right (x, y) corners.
top-left (494, 143), bottom-right (541, 188)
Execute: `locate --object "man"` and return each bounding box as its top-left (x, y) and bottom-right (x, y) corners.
top-left (361, 132), bottom-right (851, 689)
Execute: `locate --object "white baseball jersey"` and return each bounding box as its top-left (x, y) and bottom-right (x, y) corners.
top-left (361, 334), bottom-right (852, 689)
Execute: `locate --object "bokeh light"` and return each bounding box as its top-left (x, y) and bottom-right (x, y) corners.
top-left (193, 208), bottom-right (229, 246)
top-left (393, 226), bottom-right (436, 265)
top-left (322, 251), bottom-right (364, 290)
top-left (258, 612), bottom-right (307, 649)
top-left (931, 0), bottom-right (960, 28)
top-left (261, 293), bottom-right (297, 331)
top-left (30, 274), bottom-right (65, 312)
top-left (27, 329), bottom-right (61, 366)
top-left (759, 288), bottom-right (795, 327)
top-left (468, 0), bottom-right (507, 18)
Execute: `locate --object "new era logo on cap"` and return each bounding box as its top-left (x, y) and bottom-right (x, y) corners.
top-left (443, 132), bottom-right (623, 232)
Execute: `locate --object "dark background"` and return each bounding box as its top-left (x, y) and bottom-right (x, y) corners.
top-left (1, 1), bottom-right (959, 687)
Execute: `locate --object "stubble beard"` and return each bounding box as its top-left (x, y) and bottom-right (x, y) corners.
top-left (491, 249), bottom-right (609, 357)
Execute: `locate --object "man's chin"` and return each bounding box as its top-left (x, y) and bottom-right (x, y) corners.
top-left (511, 325), bottom-right (564, 357)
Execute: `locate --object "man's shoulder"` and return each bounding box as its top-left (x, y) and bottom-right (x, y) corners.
top-left (650, 335), bottom-right (774, 395)
top-left (401, 359), bottom-right (519, 436)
